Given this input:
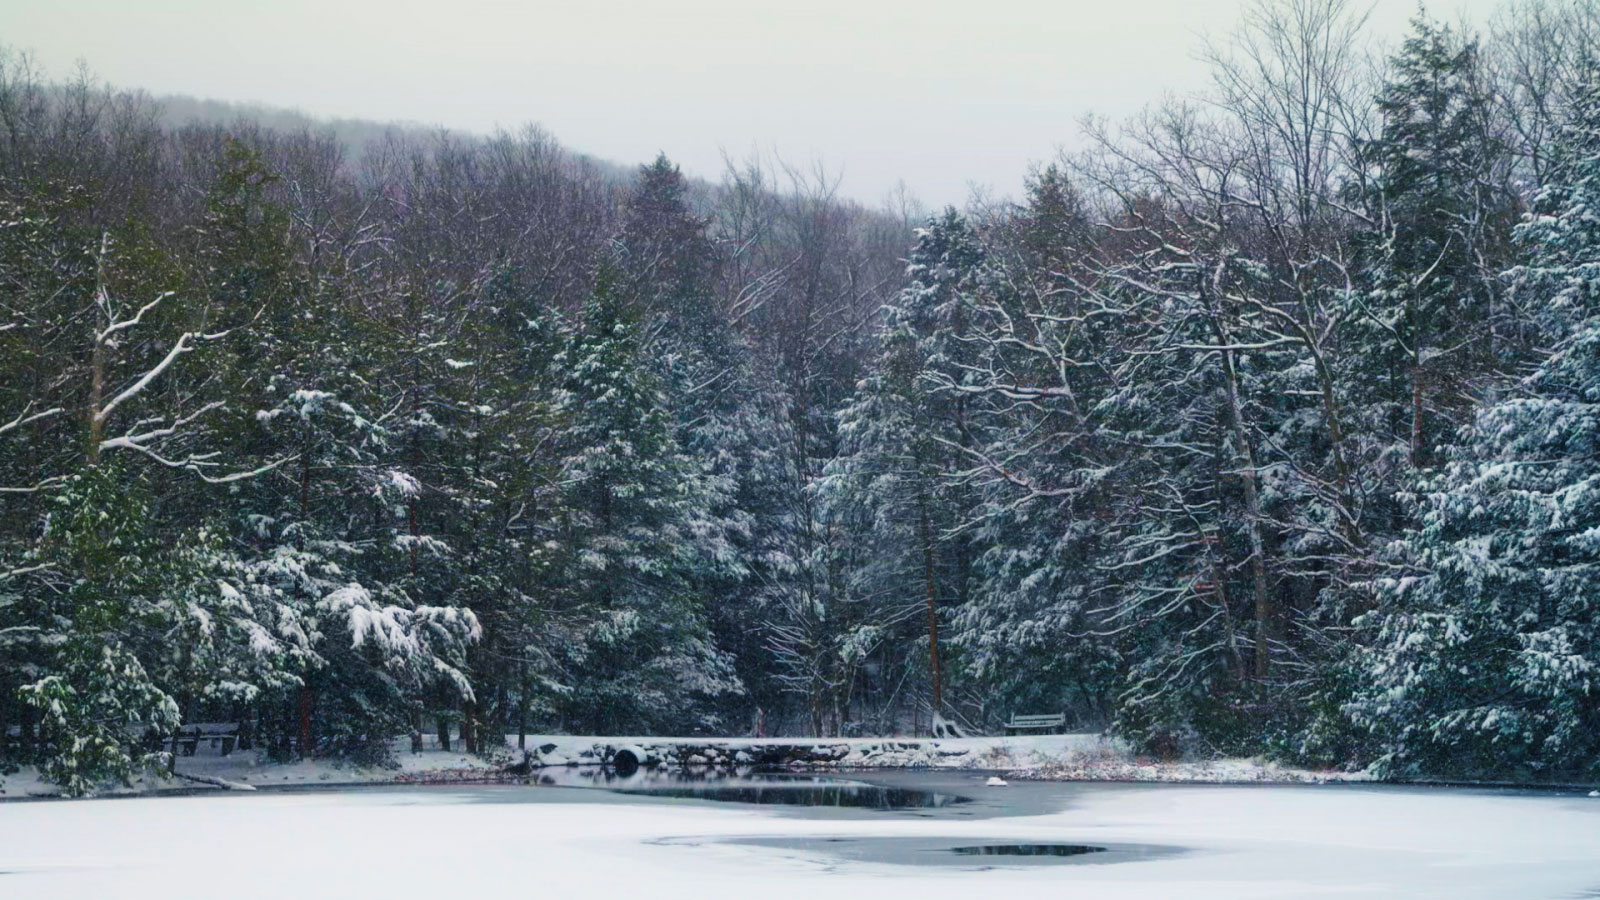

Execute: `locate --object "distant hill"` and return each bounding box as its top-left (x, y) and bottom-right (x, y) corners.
top-left (152, 93), bottom-right (672, 198)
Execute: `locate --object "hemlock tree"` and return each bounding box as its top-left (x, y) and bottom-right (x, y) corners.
top-left (246, 382), bottom-right (481, 760)
top-left (617, 156), bottom-right (779, 728)
top-left (825, 210), bottom-right (984, 737)
top-left (549, 269), bottom-right (740, 734)
top-left (943, 171), bottom-right (1122, 732)
top-left (428, 266), bottom-right (569, 752)
top-left (17, 468), bottom-right (181, 796)
top-left (1349, 74), bottom-right (1600, 780)
top-left (1344, 14), bottom-right (1513, 470)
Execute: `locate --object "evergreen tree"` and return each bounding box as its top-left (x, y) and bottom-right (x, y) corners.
top-left (428, 266), bottom-right (569, 750)
top-left (1344, 14), bottom-right (1513, 469)
top-left (549, 269), bottom-right (740, 733)
top-left (18, 468), bottom-right (181, 795)
top-left (617, 157), bottom-right (777, 724)
top-left (246, 380), bottom-right (481, 759)
top-left (825, 209), bottom-right (984, 735)
top-left (946, 174), bottom-right (1121, 733)
top-left (1349, 74), bottom-right (1600, 779)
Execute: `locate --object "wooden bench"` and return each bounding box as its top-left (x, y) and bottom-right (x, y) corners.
top-left (1003, 713), bottom-right (1066, 735)
top-left (169, 722), bottom-right (241, 757)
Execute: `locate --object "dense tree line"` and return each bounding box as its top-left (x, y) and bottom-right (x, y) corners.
top-left (4, 0), bottom-right (1600, 792)
top-left (0, 53), bottom-right (908, 792)
top-left (881, 0), bottom-right (1600, 780)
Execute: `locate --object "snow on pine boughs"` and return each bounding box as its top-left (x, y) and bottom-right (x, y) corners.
top-left (1349, 73), bottom-right (1600, 780)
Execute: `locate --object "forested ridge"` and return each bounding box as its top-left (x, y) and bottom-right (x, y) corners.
top-left (4, 0), bottom-right (1600, 794)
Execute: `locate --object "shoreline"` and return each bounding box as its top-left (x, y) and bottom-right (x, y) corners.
top-left (5, 731), bottom-right (1595, 800)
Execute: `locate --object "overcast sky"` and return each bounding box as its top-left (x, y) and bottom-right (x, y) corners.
top-left (2, 0), bottom-right (1503, 206)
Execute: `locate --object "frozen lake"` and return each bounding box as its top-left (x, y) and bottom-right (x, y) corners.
top-left (1, 770), bottom-right (1597, 899)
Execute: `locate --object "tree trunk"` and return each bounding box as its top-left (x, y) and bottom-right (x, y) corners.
top-left (1210, 564), bottom-right (1247, 682)
top-left (1203, 272), bottom-right (1274, 680)
top-left (88, 336), bottom-right (105, 466)
top-left (407, 500), bottom-right (420, 574)
top-left (809, 680), bottom-right (823, 738)
top-left (517, 662), bottom-right (528, 751)
top-left (1231, 407), bottom-right (1274, 681)
top-left (239, 705), bottom-right (254, 752)
top-left (917, 491), bottom-right (943, 718)
top-left (1306, 344), bottom-right (1362, 546)
top-left (18, 702), bottom-right (34, 760)
top-left (1410, 360), bottom-right (1425, 468)
top-left (462, 700), bottom-right (477, 754)
top-left (87, 233), bottom-right (110, 467)
top-left (297, 686), bottom-right (313, 758)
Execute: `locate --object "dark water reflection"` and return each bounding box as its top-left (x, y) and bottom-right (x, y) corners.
top-left (531, 768), bottom-right (964, 810)
top-left (613, 782), bottom-right (960, 809)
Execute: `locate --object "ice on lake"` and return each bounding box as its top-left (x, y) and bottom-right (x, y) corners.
top-left (1, 771), bottom-right (1597, 899)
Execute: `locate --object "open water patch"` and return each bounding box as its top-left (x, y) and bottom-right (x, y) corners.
top-left (709, 835), bottom-right (1183, 868)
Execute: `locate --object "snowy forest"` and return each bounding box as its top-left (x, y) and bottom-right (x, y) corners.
top-left (4, 0), bottom-right (1600, 795)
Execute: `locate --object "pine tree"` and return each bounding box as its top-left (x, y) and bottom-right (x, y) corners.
top-left (1344, 14), bottom-right (1513, 469)
top-left (946, 173), bottom-right (1121, 732)
top-left (18, 468), bottom-right (181, 795)
top-left (550, 269), bottom-right (740, 733)
top-left (824, 209), bottom-right (984, 736)
top-left (1349, 74), bottom-right (1600, 779)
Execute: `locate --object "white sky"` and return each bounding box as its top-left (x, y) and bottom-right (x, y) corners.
top-left (1, 0), bottom-right (1503, 206)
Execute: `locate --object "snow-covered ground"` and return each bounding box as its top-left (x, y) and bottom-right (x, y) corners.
top-left (1021, 754), bottom-right (1372, 784)
top-left (0, 746), bottom-right (500, 798)
top-left (1, 776), bottom-right (1596, 899)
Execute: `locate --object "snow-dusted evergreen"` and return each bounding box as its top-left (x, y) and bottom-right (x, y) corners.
top-left (548, 269), bottom-right (741, 732)
top-left (824, 209), bottom-right (985, 735)
top-left (1350, 70), bottom-right (1600, 779)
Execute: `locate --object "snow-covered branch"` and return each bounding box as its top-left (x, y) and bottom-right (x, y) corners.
top-left (0, 403), bottom-right (63, 437)
top-left (94, 330), bottom-right (202, 426)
